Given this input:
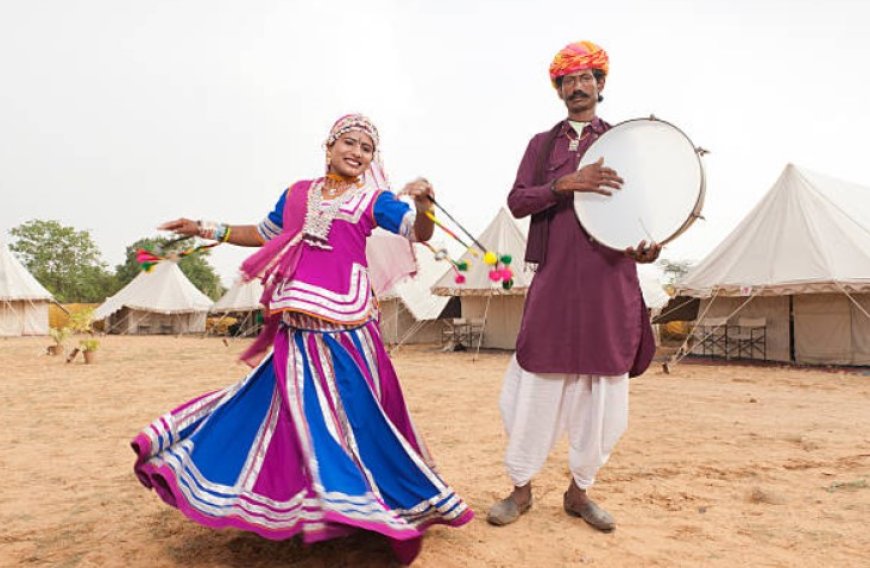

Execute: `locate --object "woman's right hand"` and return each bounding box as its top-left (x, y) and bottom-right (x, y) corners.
top-left (158, 218), bottom-right (200, 237)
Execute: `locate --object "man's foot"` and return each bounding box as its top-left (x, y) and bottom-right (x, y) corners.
top-left (486, 490), bottom-right (532, 526)
top-left (563, 491), bottom-right (616, 532)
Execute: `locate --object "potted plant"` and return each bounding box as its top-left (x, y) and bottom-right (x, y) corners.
top-left (79, 338), bottom-right (100, 364)
top-left (48, 327), bottom-right (70, 356)
top-left (68, 308), bottom-right (95, 334)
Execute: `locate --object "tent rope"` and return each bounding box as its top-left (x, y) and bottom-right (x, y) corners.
top-left (835, 282), bottom-right (870, 321)
top-left (666, 287), bottom-right (762, 369)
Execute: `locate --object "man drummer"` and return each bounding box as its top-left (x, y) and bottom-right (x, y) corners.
top-left (487, 40), bottom-right (660, 531)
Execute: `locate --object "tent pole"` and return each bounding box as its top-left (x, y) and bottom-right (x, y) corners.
top-left (788, 295), bottom-right (795, 363)
top-left (472, 294), bottom-right (492, 362)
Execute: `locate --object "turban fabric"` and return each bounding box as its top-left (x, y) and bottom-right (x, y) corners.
top-left (548, 41), bottom-right (609, 88)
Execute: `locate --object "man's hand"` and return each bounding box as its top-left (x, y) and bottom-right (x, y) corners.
top-left (552, 157), bottom-right (623, 196)
top-left (625, 240), bottom-right (661, 263)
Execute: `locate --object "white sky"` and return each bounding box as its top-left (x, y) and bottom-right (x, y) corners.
top-left (2, 0), bottom-right (869, 285)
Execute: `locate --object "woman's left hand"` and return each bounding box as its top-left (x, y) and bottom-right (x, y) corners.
top-left (402, 177), bottom-right (435, 210)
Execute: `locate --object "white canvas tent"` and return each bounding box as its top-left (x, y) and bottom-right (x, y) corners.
top-left (678, 164), bottom-right (870, 365)
top-left (212, 278), bottom-right (263, 313)
top-left (210, 278), bottom-right (264, 337)
top-left (94, 260), bottom-right (213, 334)
top-left (638, 265), bottom-right (669, 311)
top-left (0, 242), bottom-right (53, 336)
top-left (379, 242), bottom-right (459, 345)
top-left (432, 208), bottom-right (532, 349)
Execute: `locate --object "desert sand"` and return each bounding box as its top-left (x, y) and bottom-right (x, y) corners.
top-left (1, 336), bottom-right (868, 567)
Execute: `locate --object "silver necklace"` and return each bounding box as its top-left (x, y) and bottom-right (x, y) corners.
top-left (302, 180), bottom-right (355, 249)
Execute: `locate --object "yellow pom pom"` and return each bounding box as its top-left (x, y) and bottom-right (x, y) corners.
top-left (484, 251), bottom-right (498, 266)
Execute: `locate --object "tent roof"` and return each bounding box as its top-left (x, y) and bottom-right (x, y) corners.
top-left (679, 164), bottom-right (870, 298)
top-left (211, 278), bottom-right (264, 313)
top-left (0, 242), bottom-right (53, 301)
top-left (432, 208), bottom-right (533, 296)
top-left (381, 242), bottom-right (452, 320)
top-left (94, 260), bottom-right (213, 320)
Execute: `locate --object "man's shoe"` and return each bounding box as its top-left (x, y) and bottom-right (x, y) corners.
top-left (486, 496), bottom-right (532, 526)
top-left (563, 492), bottom-right (616, 532)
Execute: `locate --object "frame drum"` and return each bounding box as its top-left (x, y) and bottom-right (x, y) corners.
top-left (573, 117), bottom-right (705, 251)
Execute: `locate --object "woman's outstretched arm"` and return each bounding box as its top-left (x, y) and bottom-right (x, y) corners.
top-left (158, 218), bottom-right (265, 247)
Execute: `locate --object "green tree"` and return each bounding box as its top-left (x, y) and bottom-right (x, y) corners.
top-left (658, 258), bottom-right (694, 285)
top-left (10, 219), bottom-right (116, 302)
top-left (115, 237), bottom-right (225, 300)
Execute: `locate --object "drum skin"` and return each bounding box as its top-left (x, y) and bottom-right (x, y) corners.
top-left (574, 117), bottom-right (705, 251)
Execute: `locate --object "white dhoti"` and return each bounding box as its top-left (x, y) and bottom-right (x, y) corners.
top-left (500, 355), bottom-right (629, 489)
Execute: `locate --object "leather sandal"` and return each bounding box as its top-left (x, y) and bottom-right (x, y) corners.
top-left (486, 495), bottom-right (533, 526)
top-left (563, 492), bottom-right (616, 532)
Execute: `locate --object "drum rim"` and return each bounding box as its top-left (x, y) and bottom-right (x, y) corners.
top-left (574, 116), bottom-right (706, 250)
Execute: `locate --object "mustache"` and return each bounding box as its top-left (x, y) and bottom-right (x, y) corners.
top-left (569, 91), bottom-right (591, 101)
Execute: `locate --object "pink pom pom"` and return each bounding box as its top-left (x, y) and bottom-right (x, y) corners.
top-left (488, 269), bottom-right (501, 282)
top-left (500, 267), bottom-right (513, 280)
top-left (454, 274), bottom-right (466, 284)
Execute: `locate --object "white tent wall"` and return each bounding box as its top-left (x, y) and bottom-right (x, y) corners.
top-left (698, 296), bottom-right (790, 362)
top-left (105, 308), bottom-right (206, 335)
top-left (697, 293), bottom-right (870, 365)
top-left (851, 295), bottom-right (870, 366)
top-left (0, 301), bottom-right (20, 336)
top-left (794, 293), bottom-right (870, 365)
top-left (0, 299), bottom-right (50, 337)
top-left (22, 301), bottom-right (49, 335)
top-left (460, 295), bottom-right (525, 350)
top-left (379, 298), bottom-right (443, 345)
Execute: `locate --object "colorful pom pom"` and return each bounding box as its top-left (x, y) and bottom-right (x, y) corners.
top-left (454, 274), bottom-right (466, 284)
top-left (484, 251), bottom-right (498, 266)
top-left (500, 254), bottom-right (512, 265)
top-left (456, 260), bottom-right (469, 271)
top-left (500, 267), bottom-right (513, 280)
top-left (502, 278), bottom-right (514, 290)
top-left (488, 269), bottom-right (501, 282)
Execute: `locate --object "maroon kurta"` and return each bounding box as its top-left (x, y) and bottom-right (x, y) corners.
top-left (508, 118), bottom-right (655, 377)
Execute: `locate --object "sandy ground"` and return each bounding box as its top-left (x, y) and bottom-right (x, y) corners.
top-left (1, 336), bottom-right (869, 567)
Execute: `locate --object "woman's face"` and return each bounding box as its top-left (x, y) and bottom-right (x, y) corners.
top-left (328, 131), bottom-right (375, 178)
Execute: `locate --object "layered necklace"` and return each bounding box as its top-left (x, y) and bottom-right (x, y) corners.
top-left (567, 120), bottom-right (590, 152)
top-left (302, 173), bottom-right (363, 250)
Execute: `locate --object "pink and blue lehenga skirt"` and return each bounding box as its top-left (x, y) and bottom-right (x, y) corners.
top-left (132, 320), bottom-right (472, 550)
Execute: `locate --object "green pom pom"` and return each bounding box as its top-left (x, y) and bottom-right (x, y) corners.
top-left (502, 278), bottom-right (514, 290)
top-left (456, 260), bottom-right (469, 271)
top-left (500, 254), bottom-right (513, 265)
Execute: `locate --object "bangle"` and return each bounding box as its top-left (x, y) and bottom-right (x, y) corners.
top-left (221, 226), bottom-right (232, 243)
top-left (197, 220), bottom-right (228, 241)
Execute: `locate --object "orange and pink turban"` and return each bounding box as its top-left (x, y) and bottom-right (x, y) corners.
top-left (548, 41), bottom-right (609, 88)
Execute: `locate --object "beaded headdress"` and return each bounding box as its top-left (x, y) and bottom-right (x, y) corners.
top-left (324, 113), bottom-right (390, 190)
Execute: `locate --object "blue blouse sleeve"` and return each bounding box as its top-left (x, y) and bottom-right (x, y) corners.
top-left (257, 189), bottom-right (287, 241)
top-left (374, 191), bottom-right (416, 239)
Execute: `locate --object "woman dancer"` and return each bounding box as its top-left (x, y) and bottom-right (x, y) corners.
top-left (132, 114), bottom-right (472, 564)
